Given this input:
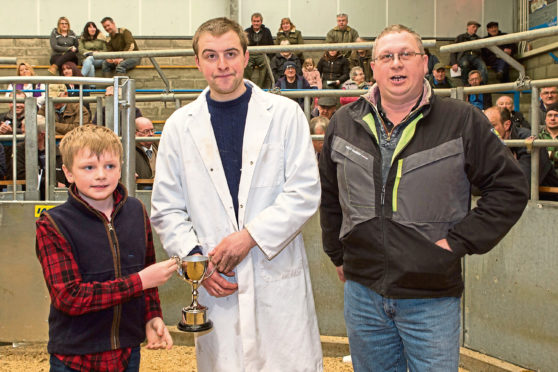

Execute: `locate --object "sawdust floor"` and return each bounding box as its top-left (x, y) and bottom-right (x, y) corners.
top-left (0, 342), bottom-right (354, 372)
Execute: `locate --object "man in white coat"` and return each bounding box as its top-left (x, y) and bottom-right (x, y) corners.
top-left (151, 17), bottom-right (323, 372)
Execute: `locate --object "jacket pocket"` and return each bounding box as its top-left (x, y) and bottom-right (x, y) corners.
top-left (257, 236), bottom-right (304, 283)
top-left (390, 230), bottom-right (462, 291)
top-left (394, 138), bottom-right (470, 229)
top-left (331, 136), bottom-right (375, 208)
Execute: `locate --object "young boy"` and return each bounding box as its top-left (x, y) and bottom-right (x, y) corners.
top-left (36, 124), bottom-right (177, 371)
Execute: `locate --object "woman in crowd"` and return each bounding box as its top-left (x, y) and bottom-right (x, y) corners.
top-left (48, 16), bottom-right (78, 75)
top-left (78, 21), bottom-right (107, 78)
top-left (60, 61), bottom-right (90, 113)
top-left (340, 66), bottom-right (371, 105)
top-left (5, 62), bottom-right (45, 107)
top-left (276, 17), bottom-right (304, 60)
top-left (317, 49), bottom-right (349, 89)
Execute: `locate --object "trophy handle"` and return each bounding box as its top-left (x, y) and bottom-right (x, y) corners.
top-left (201, 256), bottom-right (217, 282)
top-left (172, 255), bottom-right (183, 277)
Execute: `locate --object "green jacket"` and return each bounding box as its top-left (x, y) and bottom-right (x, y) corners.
top-left (325, 26), bottom-right (359, 57)
top-left (106, 28), bottom-right (138, 52)
top-left (78, 34), bottom-right (107, 62)
top-left (538, 128), bottom-right (558, 173)
top-left (276, 28), bottom-right (304, 45)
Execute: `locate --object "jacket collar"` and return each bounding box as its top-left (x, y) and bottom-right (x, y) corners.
top-left (68, 182), bottom-right (127, 221)
top-left (363, 78), bottom-right (433, 114)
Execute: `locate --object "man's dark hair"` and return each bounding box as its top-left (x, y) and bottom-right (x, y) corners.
top-left (101, 17), bottom-right (114, 24)
top-left (498, 106), bottom-right (511, 123)
top-left (546, 102), bottom-right (558, 114)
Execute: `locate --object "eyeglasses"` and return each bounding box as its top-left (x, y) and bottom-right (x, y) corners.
top-left (136, 129), bottom-right (154, 135)
top-left (541, 91), bottom-right (558, 96)
top-left (374, 51), bottom-right (424, 63)
top-left (60, 22), bottom-right (69, 25)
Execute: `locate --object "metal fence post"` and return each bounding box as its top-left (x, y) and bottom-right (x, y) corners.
top-left (121, 79), bottom-right (136, 197)
top-left (105, 96), bottom-right (115, 131)
top-left (24, 97), bottom-right (39, 201)
top-left (304, 96), bottom-right (311, 122)
top-left (530, 86), bottom-right (540, 201)
top-left (46, 98), bottom-right (56, 201)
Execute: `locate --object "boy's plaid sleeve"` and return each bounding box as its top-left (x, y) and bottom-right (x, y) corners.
top-left (142, 209), bottom-right (163, 322)
top-left (35, 214), bottom-right (144, 315)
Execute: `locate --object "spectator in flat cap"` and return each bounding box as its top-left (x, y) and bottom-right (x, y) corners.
top-left (311, 96), bottom-right (338, 119)
top-left (427, 63), bottom-right (462, 89)
top-left (481, 21), bottom-right (517, 83)
top-left (274, 61), bottom-right (312, 108)
top-left (38, 84), bottom-right (91, 135)
top-left (450, 20), bottom-right (488, 85)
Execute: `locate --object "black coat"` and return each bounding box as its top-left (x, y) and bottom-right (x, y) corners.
top-left (317, 54), bottom-right (350, 88)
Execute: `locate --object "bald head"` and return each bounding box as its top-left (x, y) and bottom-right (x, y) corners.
top-left (496, 95), bottom-right (514, 112)
top-left (485, 106), bottom-right (511, 139)
top-left (135, 117), bottom-right (154, 147)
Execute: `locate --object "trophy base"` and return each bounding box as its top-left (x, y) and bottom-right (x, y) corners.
top-left (177, 320), bottom-right (213, 333)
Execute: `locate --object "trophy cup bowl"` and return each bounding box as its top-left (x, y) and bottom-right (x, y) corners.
top-left (173, 255), bottom-right (214, 332)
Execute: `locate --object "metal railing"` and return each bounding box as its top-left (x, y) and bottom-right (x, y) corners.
top-left (439, 25), bottom-right (558, 81)
top-left (2, 75), bottom-right (558, 202)
top-left (0, 76), bottom-right (136, 200)
top-left (92, 40), bottom-right (437, 90)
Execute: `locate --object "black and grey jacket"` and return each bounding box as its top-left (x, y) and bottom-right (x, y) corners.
top-left (319, 81), bottom-right (528, 299)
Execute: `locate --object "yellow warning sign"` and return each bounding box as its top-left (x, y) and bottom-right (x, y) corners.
top-left (35, 205), bottom-right (55, 217)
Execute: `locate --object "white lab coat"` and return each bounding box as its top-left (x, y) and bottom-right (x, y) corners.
top-left (151, 81), bottom-right (323, 372)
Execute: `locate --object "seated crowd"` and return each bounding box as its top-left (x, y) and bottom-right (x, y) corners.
top-left (1, 12), bottom-right (556, 201)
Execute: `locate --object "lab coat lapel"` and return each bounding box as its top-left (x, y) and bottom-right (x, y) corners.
top-left (237, 87), bottom-right (273, 225)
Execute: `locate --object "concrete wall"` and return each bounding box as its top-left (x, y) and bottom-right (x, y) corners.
top-left (1, 0), bottom-right (514, 38)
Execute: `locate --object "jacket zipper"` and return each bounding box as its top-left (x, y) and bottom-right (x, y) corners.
top-left (107, 222), bottom-right (121, 349)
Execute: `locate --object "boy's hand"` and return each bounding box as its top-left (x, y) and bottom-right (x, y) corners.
top-left (138, 258), bottom-right (178, 290)
top-left (145, 317), bottom-right (173, 350)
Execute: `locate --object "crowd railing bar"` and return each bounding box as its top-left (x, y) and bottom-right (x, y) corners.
top-left (0, 57), bottom-right (17, 64)
top-left (439, 26), bottom-right (558, 82)
top-left (92, 40), bottom-right (437, 60)
top-left (439, 26), bottom-right (558, 53)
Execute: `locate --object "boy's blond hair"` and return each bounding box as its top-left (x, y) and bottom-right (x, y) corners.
top-left (60, 125), bottom-right (123, 170)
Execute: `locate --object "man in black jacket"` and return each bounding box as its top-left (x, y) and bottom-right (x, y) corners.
top-left (319, 24), bottom-right (528, 371)
top-left (485, 106), bottom-right (558, 194)
top-left (244, 12), bottom-right (274, 88)
top-left (450, 21), bottom-right (488, 85)
top-left (482, 22), bottom-right (517, 82)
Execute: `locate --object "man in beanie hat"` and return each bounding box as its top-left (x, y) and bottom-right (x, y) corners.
top-left (274, 61), bottom-right (311, 108)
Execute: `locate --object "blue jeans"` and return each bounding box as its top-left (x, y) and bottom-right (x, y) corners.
top-left (81, 56), bottom-right (104, 77)
top-left (102, 58), bottom-right (141, 76)
top-left (49, 346), bottom-right (141, 372)
top-left (344, 280), bottom-right (460, 372)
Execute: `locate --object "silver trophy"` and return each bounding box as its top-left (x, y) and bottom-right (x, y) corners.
top-left (173, 255), bottom-right (215, 332)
